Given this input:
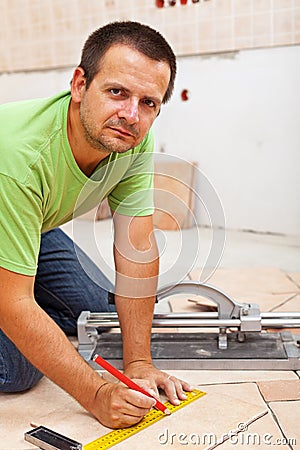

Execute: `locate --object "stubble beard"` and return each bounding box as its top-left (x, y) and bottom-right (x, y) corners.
top-left (80, 106), bottom-right (138, 155)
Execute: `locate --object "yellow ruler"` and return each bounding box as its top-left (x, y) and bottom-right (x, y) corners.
top-left (84, 389), bottom-right (206, 450)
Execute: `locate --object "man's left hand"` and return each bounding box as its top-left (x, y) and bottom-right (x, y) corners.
top-left (124, 361), bottom-right (194, 406)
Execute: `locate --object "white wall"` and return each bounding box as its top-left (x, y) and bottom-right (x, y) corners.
top-left (154, 45), bottom-right (300, 236)
top-left (0, 69), bottom-right (73, 103)
top-left (1, 45), bottom-right (299, 235)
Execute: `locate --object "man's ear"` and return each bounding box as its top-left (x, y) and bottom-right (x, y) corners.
top-left (70, 67), bottom-right (86, 103)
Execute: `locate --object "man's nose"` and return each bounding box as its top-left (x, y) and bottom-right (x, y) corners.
top-left (118, 98), bottom-right (139, 124)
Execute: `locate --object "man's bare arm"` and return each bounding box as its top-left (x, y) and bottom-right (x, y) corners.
top-left (0, 267), bottom-right (155, 428)
top-left (112, 213), bottom-right (193, 403)
top-left (113, 213), bottom-right (158, 367)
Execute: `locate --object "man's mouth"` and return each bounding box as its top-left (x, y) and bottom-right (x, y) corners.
top-left (109, 127), bottom-right (135, 138)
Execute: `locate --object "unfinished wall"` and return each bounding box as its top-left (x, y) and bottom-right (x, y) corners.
top-left (1, 0), bottom-right (299, 72)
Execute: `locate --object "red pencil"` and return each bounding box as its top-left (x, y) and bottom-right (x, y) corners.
top-left (93, 354), bottom-right (171, 415)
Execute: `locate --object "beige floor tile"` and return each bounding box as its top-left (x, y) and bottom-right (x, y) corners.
top-left (257, 379), bottom-right (300, 402)
top-left (168, 294), bottom-right (217, 313)
top-left (189, 267), bottom-right (298, 312)
top-left (106, 383), bottom-right (270, 449)
top-left (266, 294), bottom-right (300, 333)
top-left (1, 376), bottom-right (291, 450)
top-left (288, 273), bottom-right (300, 286)
top-left (213, 409), bottom-right (289, 449)
top-left (269, 401), bottom-right (300, 447)
top-left (198, 384), bottom-right (289, 449)
top-left (163, 370), bottom-right (298, 386)
top-left (0, 377), bottom-right (108, 449)
top-left (274, 294), bottom-right (300, 312)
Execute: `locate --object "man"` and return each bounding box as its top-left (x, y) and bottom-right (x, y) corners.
top-left (0, 21), bottom-right (192, 429)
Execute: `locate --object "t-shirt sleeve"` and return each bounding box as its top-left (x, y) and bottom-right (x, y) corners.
top-left (108, 130), bottom-right (155, 216)
top-left (0, 175), bottom-right (42, 276)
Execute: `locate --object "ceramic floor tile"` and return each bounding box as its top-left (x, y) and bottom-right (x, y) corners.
top-left (0, 377), bottom-right (108, 449)
top-left (153, 161), bottom-right (197, 230)
top-left (162, 370), bottom-right (298, 386)
top-left (266, 294), bottom-right (300, 334)
top-left (211, 409), bottom-right (289, 449)
top-left (118, 383), bottom-right (288, 449)
top-left (273, 294), bottom-right (300, 312)
top-left (168, 293), bottom-right (216, 313)
top-left (1, 376), bottom-right (292, 450)
top-left (257, 379), bottom-right (300, 402)
top-left (269, 401), bottom-right (300, 447)
top-left (189, 267), bottom-right (298, 312)
top-left (288, 273), bottom-right (300, 286)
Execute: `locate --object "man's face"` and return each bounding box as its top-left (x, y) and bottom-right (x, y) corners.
top-left (78, 44), bottom-right (171, 154)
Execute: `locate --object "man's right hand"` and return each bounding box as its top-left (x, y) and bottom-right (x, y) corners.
top-left (92, 381), bottom-right (156, 428)
top-left (0, 267), bottom-right (155, 429)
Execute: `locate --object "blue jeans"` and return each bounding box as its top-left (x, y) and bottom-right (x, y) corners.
top-left (0, 228), bottom-right (115, 393)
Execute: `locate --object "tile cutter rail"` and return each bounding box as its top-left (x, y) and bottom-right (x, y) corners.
top-left (77, 282), bottom-right (300, 370)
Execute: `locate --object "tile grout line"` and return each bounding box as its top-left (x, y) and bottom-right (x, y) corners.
top-left (286, 273), bottom-right (300, 290)
top-left (267, 404), bottom-right (295, 450)
top-left (268, 270), bottom-right (300, 311)
top-left (256, 381), bottom-right (295, 450)
top-left (204, 409), bottom-right (269, 450)
top-left (196, 379), bottom-right (296, 388)
top-left (198, 376), bottom-right (297, 448)
top-left (269, 293), bottom-right (299, 312)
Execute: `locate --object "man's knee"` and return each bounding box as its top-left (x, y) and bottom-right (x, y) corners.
top-left (0, 332), bottom-right (43, 393)
top-left (0, 365), bottom-right (43, 393)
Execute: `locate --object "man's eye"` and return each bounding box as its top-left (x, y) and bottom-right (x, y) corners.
top-left (144, 99), bottom-right (155, 108)
top-left (110, 88), bottom-right (122, 96)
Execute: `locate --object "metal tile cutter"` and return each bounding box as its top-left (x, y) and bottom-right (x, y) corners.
top-left (77, 282), bottom-right (300, 370)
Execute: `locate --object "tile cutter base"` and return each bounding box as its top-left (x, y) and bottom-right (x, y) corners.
top-left (89, 331), bottom-right (300, 371)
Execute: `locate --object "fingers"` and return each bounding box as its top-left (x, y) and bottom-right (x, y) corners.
top-left (163, 374), bottom-right (194, 406)
top-left (123, 390), bottom-right (156, 415)
top-left (179, 378), bottom-right (194, 392)
top-left (131, 378), bottom-right (160, 400)
top-left (110, 389), bottom-right (155, 427)
top-left (95, 383), bottom-right (156, 429)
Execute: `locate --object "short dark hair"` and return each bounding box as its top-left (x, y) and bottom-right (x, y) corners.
top-left (79, 21), bottom-right (176, 104)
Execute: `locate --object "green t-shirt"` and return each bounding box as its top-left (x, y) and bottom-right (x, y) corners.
top-left (0, 91), bottom-right (154, 276)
